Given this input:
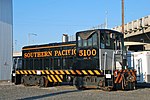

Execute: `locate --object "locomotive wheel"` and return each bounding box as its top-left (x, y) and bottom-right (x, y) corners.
top-left (74, 77), bottom-right (84, 90)
top-left (39, 76), bottom-right (49, 87)
top-left (34, 76), bottom-right (40, 86)
top-left (102, 86), bottom-right (113, 91)
top-left (49, 82), bottom-right (54, 87)
top-left (126, 82), bottom-right (136, 90)
top-left (28, 75), bottom-right (35, 86)
top-left (44, 78), bottom-right (49, 87)
top-left (132, 82), bottom-right (136, 90)
top-left (21, 76), bottom-right (28, 86)
top-left (39, 77), bottom-right (45, 87)
top-left (65, 75), bottom-right (72, 82)
top-left (15, 75), bottom-right (21, 85)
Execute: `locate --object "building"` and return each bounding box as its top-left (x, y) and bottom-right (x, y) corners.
top-left (0, 0), bottom-right (13, 80)
top-left (127, 51), bottom-right (150, 83)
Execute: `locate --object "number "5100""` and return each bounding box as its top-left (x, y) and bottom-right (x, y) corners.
top-left (79, 49), bottom-right (97, 57)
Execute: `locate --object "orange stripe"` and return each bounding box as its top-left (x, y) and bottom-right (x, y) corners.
top-left (60, 75), bottom-right (63, 79)
top-left (118, 75), bottom-right (123, 83)
top-left (22, 44), bottom-right (76, 50)
top-left (24, 70), bottom-right (28, 74)
top-left (94, 70), bottom-right (100, 75)
top-left (114, 70), bottom-right (118, 77)
top-left (41, 70), bottom-right (45, 74)
top-left (20, 71), bottom-right (24, 74)
top-left (59, 70), bottom-right (65, 74)
top-left (16, 71), bottom-right (20, 74)
top-left (82, 70), bottom-right (88, 75)
top-left (76, 70), bottom-right (82, 75)
top-left (123, 69), bottom-right (127, 73)
top-left (115, 73), bottom-right (121, 83)
top-left (47, 75), bottom-right (53, 82)
top-left (50, 75), bottom-right (57, 82)
top-left (65, 70), bottom-right (70, 75)
top-left (50, 70), bottom-right (54, 74)
top-left (70, 70), bottom-right (76, 75)
top-left (55, 70), bottom-right (60, 74)
top-left (88, 70), bottom-right (94, 75)
top-left (130, 70), bottom-right (136, 81)
top-left (32, 70), bottom-right (36, 74)
top-left (28, 70), bottom-right (32, 74)
top-left (45, 70), bottom-right (50, 74)
top-left (55, 75), bottom-right (62, 82)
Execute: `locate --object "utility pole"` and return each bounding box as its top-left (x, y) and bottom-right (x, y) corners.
top-left (122, 0), bottom-right (124, 34)
top-left (15, 40), bottom-right (17, 51)
top-left (28, 33), bottom-right (37, 45)
top-left (105, 11), bottom-right (108, 29)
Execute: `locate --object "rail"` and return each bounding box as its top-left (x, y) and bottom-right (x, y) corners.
top-left (104, 52), bottom-right (107, 75)
top-left (111, 51), bottom-right (115, 75)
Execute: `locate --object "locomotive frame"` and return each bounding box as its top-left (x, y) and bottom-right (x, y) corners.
top-left (14, 29), bottom-right (136, 90)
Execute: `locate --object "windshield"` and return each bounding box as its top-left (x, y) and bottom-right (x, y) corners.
top-left (100, 31), bottom-right (123, 50)
top-left (77, 32), bottom-right (97, 47)
top-left (13, 57), bottom-right (22, 70)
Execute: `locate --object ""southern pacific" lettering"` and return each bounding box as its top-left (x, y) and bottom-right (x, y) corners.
top-left (24, 49), bottom-right (76, 58)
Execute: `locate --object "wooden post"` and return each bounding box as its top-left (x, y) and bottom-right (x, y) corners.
top-left (122, 0), bottom-right (124, 34)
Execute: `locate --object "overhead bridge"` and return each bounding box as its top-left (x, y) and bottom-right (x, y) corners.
top-left (113, 15), bottom-right (150, 51)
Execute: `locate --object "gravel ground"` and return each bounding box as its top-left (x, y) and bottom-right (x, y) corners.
top-left (0, 81), bottom-right (150, 100)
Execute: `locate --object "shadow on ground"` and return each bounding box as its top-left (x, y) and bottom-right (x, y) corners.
top-left (19, 89), bottom-right (82, 100)
top-left (18, 83), bottom-right (150, 100)
top-left (136, 83), bottom-right (150, 89)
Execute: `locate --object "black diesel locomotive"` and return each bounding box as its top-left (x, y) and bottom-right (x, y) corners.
top-left (14, 29), bottom-right (136, 90)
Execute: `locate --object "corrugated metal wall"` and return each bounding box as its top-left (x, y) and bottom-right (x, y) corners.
top-left (0, 0), bottom-right (13, 80)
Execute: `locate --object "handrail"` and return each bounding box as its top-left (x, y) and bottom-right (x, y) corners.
top-left (112, 51), bottom-right (115, 75)
top-left (104, 52), bottom-right (107, 75)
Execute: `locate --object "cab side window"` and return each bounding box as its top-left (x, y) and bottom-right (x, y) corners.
top-left (100, 33), bottom-right (105, 49)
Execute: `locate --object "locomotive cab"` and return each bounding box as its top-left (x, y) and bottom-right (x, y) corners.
top-left (74, 29), bottom-right (136, 90)
top-left (75, 29), bottom-right (124, 71)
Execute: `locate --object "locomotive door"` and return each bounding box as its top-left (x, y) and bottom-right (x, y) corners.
top-left (136, 58), bottom-right (144, 82)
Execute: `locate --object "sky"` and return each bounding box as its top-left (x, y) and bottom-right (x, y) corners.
top-left (13, 0), bottom-right (150, 51)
